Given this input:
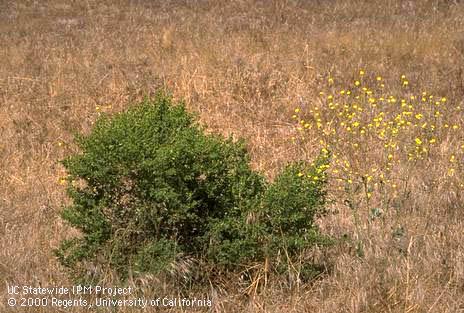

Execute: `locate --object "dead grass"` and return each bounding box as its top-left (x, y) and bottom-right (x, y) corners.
top-left (1, 0), bottom-right (464, 312)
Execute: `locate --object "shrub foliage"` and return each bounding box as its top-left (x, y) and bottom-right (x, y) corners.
top-left (57, 93), bottom-right (329, 281)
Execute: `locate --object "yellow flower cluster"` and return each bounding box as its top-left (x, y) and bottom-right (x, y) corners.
top-left (292, 70), bottom-right (463, 201)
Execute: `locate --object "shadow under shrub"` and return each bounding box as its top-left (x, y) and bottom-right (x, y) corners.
top-left (56, 92), bottom-right (331, 285)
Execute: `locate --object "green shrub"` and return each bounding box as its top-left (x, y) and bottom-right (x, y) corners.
top-left (57, 92), bottom-right (330, 283)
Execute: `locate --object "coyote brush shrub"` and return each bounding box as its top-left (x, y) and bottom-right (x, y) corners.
top-left (57, 93), bottom-right (329, 282)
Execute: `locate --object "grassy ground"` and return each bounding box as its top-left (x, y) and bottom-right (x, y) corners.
top-left (1, 0), bottom-right (464, 312)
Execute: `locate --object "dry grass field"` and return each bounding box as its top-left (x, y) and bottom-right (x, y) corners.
top-left (1, 0), bottom-right (464, 312)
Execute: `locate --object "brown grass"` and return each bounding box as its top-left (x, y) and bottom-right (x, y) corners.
top-left (1, 0), bottom-right (464, 312)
